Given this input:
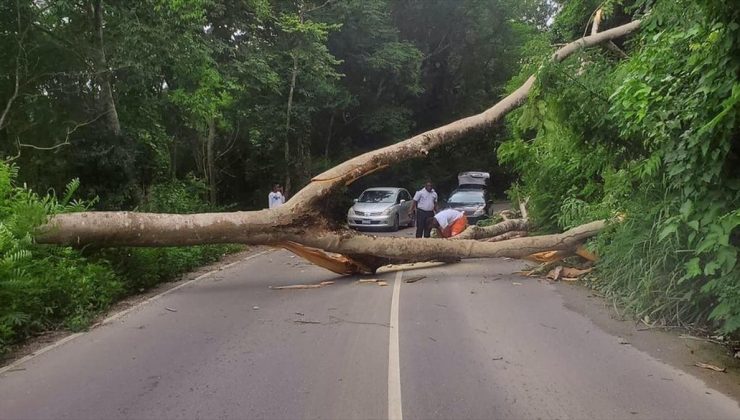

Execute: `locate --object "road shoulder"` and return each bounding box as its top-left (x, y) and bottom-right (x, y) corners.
top-left (556, 281), bottom-right (740, 400)
top-left (0, 247), bottom-right (268, 370)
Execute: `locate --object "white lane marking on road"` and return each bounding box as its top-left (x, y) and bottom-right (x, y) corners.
top-left (388, 270), bottom-right (403, 420)
top-left (0, 249), bottom-right (272, 376)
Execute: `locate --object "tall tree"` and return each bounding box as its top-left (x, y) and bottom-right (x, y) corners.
top-left (274, 0), bottom-right (342, 195)
top-left (86, 0), bottom-right (121, 135)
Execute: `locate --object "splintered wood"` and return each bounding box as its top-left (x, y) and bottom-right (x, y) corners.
top-left (277, 242), bottom-right (374, 275)
top-left (357, 279), bottom-right (388, 287)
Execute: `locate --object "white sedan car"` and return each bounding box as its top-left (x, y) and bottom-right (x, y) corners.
top-left (347, 187), bottom-right (415, 231)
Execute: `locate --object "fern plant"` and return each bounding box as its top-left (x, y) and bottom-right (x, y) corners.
top-left (0, 162), bottom-right (121, 354)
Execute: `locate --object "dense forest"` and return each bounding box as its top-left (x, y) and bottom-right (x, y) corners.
top-left (1, 0), bottom-right (738, 354)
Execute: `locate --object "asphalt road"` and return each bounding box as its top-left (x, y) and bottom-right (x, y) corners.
top-left (2, 227), bottom-right (739, 420)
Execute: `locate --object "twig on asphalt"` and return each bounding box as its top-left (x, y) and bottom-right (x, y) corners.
top-left (290, 316), bottom-right (390, 328)
top-left (680, 334), bottom-right (725, 346)
top-left (404, 275), bottom-right (426, 284)
top-left (694, 362), bottom-right (726, 373)
top-left (328, 315), bottom-right (390, 328)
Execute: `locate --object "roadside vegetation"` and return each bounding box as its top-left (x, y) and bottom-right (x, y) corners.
top-left (0, 162), bottom-right (237, 355)
top-left (499, 0), bottom-right (739, 333)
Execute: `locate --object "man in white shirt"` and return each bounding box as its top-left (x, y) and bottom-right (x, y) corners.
top-left (268, 184), bottom-right (285, 209)
top-left (427, 208), bottom-right (468, 238)
top-left (410, 181), bottom-right (438, 238)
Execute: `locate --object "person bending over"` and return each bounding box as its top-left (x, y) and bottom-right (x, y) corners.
top-left (427, 208), bottom-right (468, 238)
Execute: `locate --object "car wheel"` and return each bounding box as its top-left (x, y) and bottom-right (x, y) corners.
top-left (391, 214), bottom-right (400, 232)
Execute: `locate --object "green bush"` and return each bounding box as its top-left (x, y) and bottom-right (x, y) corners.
top-left (0, 165), bottom-right (241, 355)
top-left (0, 163), bottom-right (123, 353)
top-left (101, 177), bottom-right (241, 293)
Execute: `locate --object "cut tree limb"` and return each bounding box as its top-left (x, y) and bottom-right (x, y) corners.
top-left (38, 211), bottom-right (606, 262)
top-left (36, 20), bottom-right (640, 273)
top-left (482, 231), bottom-right (528, 242)
top-left (454, 218), bottom-right (530, 240)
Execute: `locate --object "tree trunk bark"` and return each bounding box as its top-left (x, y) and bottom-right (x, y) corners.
top-left (36, 20), bottom-right (641, 272)
top-left (324, 112), bottom-right (335, 162)
top-left (170, 136), bottom-right (177, 181)
top-left (284, 53), bottom-right (298, 197)
top-left (37, 210), bottom-right (604, 261)
top-left (0, 2), bottom-right (21, 132)
top-left (206, 117), bottom-right (217, 204)
top-left (482, 231), bottom-right (528, 242)
top-left (591, 8), bottom-right (602, 35)
top-left (454, 219), bottom-right (530, 240)
top-left (88, 0), bottom-right (121, 136)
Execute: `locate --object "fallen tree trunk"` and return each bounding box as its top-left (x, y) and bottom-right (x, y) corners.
top-left (300, 221), bottom-right (605, 261)
top-left (36, 20), bottom-right (640, 272)
top-left (38, 210), bottom-right (605, 266)
top-left (454, 218), bottom-right (530, 240)
top-left (482, 231), bottom-right (528, 242)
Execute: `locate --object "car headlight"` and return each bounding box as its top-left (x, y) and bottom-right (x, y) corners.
top-left (382, 207), bottom-right (394, 215)
top-left (472, 207), bottom-right (485, 217)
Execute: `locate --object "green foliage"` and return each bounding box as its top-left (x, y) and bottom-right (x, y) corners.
top-left (103, 178), bottom-right (241, 292)
top-left (0, 162), bottom-right (122, 354)
top-left (500, 0), bottom-right (740, 333)
top-left (140, 176), bottom-right (211, 214)
top-left (0, 163), bottom-right (239, 355)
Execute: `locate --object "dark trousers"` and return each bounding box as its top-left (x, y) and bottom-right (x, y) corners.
top-left (416, 209), bottom-right (435, 238)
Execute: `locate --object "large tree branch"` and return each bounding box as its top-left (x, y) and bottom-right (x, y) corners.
top-left (286, 20), bottom-right (641, 211)
top-left (454, 218), bottom-right (530, 240)
top-left (35, 20), bottom-right (640, 273)
top-left (38, 209), bottom-right (604, 260)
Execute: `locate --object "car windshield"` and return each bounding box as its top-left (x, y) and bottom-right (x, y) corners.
top-left (448, 190), bottom-right (484, 205)
top-left (358, 190), bottom-right (396, 203)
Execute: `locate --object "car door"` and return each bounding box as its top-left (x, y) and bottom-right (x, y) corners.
top-left (391, 191), bottom-right (402, 223)
top-left (400, 190), bottom-right (412, 224)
